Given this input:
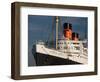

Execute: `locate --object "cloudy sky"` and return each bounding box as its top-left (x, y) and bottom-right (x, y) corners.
top-left (28, 15), bottom-right (88, 66)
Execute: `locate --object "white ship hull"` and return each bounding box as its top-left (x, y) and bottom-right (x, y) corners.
top-left (36, 44), bottom-right (87, 64)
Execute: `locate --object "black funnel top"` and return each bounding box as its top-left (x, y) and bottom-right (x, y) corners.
top-left (63, 23), bottom-right (72, 30)
top-left (72, 32), bottom-right (79, 38)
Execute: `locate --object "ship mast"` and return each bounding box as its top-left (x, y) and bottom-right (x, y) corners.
top-left (56, 16), bottom-right (59, 49)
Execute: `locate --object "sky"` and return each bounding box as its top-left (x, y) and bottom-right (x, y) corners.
top-left (28, 15), bottom-right (88, 66)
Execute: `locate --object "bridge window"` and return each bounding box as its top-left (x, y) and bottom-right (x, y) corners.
top-left (75, 47), bottom-right (80, 50)
top-left (64, 42), bottom-right (66, 44)
top-left (64, 47), bottom-right (67, 49)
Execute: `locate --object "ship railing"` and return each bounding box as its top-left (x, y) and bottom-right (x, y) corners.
top-left (35, 40), bottom-right (46, 45)
top-left (57, 40), bottom-right (87, 57)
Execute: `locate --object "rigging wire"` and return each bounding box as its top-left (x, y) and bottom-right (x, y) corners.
top-left (47, 16), bottom-right (55, 47)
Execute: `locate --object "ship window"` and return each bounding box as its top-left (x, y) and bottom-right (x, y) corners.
top-left (64, 47), bottom-right (67, 49)
top-left (73, 43), bottom-right (79, 45)
top-left (75, 47), bottom-right (80, 50)
top-left (58, 47), bottom-right (60, 49)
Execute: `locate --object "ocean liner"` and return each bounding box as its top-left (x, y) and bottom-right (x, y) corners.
top-left (32, 16), bottom-right (88, 66)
